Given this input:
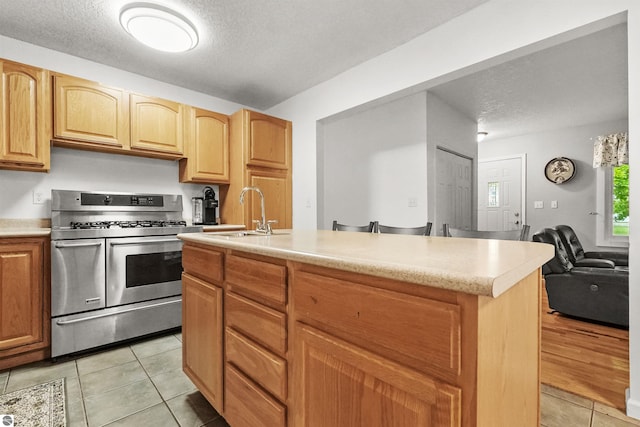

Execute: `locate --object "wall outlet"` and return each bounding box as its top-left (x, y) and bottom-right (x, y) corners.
top-left (32, 190), bottom-right (45, 205)
top-left (551, 200), bottom-right (558, 209)
top-left (408, 197), bottom-right (418, 208)
top-left (534, 200), bottom-right (544, 209)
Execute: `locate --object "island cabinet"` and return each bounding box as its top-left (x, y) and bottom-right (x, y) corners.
top-left (179, 232), bottom-right (545, 427)
top-left (181, 244), bottom-right (225, 413)
top-left (223, 252), bottom-right (288, 427)
top-left (52, 74), bottom-right (185, 159)
top-left (0, 60), bottom-right (51, 172)
top-left (0, 237), bottom-right (50, 370)
top-left (290, 263), bottom-right (541, 427)
top-left (179, 107), bottom-right (230, 184)
top-left (219, 109), bottom-right (292, 230)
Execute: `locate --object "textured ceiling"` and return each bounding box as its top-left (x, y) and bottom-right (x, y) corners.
top-left (0, 0), bottom-right (488, 110)
top-left (429, 23), bottom-right (628, 142)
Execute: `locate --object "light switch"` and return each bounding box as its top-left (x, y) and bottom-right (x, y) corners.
top-left (534, 201), bottom-right (544, 209)
top-left (408, 197), bottom-right (418, 208)
top-left (551, 200), bottom-right (558, 209)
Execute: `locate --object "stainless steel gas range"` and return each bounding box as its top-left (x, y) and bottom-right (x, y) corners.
top-left (50, 189), bottom-right (202, 357)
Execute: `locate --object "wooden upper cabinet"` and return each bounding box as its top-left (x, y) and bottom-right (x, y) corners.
top-left (179, 107), bottom-right (229, 183)
top-left (130, 93), bottom-right (184, 157)
top-left (247, 169), bottom-right (292, 229)
top-left (53, 74), bottom-right (129, 149)
top-left (221, 109), bottom-right (292, 229)
top-left (0, 61), bottom-right (51, 171)
top-left (244, 109), bottom-right (291, 170)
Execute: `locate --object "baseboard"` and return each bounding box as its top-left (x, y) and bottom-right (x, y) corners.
top-left (625, 388), bottom-right (640, 420)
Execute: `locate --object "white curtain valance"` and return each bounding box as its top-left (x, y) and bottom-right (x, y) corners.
top-left (593, 132), bottom-right (628, 168)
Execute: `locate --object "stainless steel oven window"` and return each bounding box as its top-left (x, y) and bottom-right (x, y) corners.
top-left (125, 250), bottom-right (182, 287)
top-left (106, 236), bottom-right (183, 307)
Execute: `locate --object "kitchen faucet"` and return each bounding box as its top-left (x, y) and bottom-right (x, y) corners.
top-left (239, 186), bottom-right (277, 234)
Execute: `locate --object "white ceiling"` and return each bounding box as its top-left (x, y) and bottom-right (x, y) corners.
top-left (428, 23), bottom-right (628, 142)
top-left (0, 2), bottom-right (627, 141)
top-left (0, 0), bottom-right (488, 110)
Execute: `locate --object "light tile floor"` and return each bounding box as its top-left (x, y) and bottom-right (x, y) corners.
top-left (0, 331), bottom-right (229, 427)
top-left (2, 331), bottom-right (640, 426)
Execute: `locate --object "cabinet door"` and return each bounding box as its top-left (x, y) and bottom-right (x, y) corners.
top-left (130, 93), bottom-right (183, 156)
top-left (246, 169), bottom-right (292, 229)
top-left (0, 61), bottom-right (50, 171)
top-left (293, 324), bottom-right (461, 427)
top-left (182, 273), bottom-right (223, 412)
top-left (179, 107), bottom-right (229, 183)
top-left (246, 110), bottom-right (291, 170)
top-left (0, 241), bottom-right (44, 351)
top-left (53, 74), bottom-right (129, 149)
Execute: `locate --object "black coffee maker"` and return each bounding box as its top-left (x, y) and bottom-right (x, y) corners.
top-left (192, 186), bottom-right (218, 225)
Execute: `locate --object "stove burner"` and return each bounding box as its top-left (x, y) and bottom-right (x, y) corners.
top-left (69, 220), bottom-right (188, 230)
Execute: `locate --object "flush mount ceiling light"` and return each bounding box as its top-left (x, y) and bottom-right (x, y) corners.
top-left (119, 3), bottom-right (198, 53)
top-left (477, 132), bottom-right (488, 143)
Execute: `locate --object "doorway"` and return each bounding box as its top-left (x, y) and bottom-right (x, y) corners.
top-left (435, 147), bottom-right (472, 235)
top-left (477, 155), bottom-right (525, 231)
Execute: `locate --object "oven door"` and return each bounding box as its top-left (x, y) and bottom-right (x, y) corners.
top-left (51, 238), bottom-right (106, 317)
top-left (106, 235), bottom-right (183, 307)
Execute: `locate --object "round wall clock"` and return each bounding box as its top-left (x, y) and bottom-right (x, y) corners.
top-left (544, 157), bottom-right (576, 184)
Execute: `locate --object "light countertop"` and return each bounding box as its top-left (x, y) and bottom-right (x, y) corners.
top-left (0, 218), bottom-right (51, 237)
top-left (201, 224), bottom-right (246, 232)
top-left (178, 229), bottom-right (554, 298)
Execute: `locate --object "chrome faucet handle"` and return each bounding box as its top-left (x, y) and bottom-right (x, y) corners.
top-left (252, 219), bottom-right (266, 231)
top-left (265, 220), bottom-right (278, 234)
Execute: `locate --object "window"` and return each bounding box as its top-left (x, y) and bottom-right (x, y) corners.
top-left (487, 182), bottom-right (499, 207)
top-left (596, 165), bottom-right (629, 247)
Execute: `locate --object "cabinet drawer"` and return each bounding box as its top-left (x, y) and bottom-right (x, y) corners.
top-left (182, 244), bottom-right (223, 284)
top-left (226, 327), bottom-right (287, 401)
top-left (226, 254), bottom-right (286, 310)
top-left (226, 293), bottom-right (286, 356)
top-left (293, 270), bottom-right (461, 377)
top-left (225, 364), bottom-right (286, 427)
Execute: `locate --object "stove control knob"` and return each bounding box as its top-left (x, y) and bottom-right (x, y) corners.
top-left (104, 195), bottom-right (112, 205)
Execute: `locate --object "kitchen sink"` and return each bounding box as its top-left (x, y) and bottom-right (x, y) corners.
top-left (209, 230), bottom-right (290, 238)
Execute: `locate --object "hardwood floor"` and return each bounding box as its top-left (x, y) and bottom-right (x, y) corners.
top-left (541, 281), bottom-right (629, 410)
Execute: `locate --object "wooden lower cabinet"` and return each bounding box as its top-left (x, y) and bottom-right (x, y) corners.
top-left (293, 323), bottom-right (461, 427)
top-left (225, 364), bottom-right (287, 427)
top-left (181, 243), bottom-right (541, 427)
top-left (0, 237), bottom-right (50, 370)
top-left (182, 272), bottom-right (224, 413)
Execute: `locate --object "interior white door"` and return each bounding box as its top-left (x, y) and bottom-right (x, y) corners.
top-left (477, 156), bottom-right (524, 231)
top-left (435, 148), bottom-right (472, 235)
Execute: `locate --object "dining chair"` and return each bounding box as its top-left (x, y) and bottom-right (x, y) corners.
top-left (443, 224), bottom-right (530, 241)
top-left (332, 220), bottom-right (376, 232)
top-left (375, 221), bottom-right (432, 236)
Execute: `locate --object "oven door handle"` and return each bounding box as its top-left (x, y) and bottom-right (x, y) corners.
top-left (109, 238), bottom-right (181, 246)
top-left (54, 299), bottom-right (180, 325)
top-left (54, 241), bottom-right (103, 248)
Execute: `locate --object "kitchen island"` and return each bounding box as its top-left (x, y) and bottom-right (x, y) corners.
top-left (178, 229), bottom-right (554, 427)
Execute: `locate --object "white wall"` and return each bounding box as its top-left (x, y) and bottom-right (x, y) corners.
top-left (426, 92), bottom-right (478, 232)
top-left (0, 36), bottom-right (247, 222)
top-left (318, 92), bottom-right (427, 229)
top-left (266, 0), bottom-right (640, 417)
top-left (0, 147), bottom-right (214, 223)
top-left (479, 119), bottom-right (628, 250)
